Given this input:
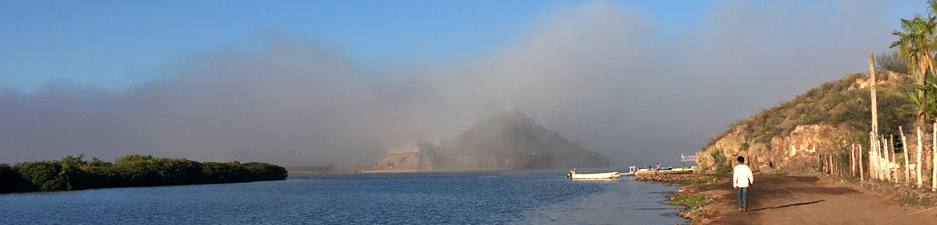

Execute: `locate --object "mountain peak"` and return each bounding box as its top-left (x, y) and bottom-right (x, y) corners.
top-left (445, 110), bottom-right (608, 169)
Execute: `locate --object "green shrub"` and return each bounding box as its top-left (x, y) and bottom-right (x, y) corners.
top-left (668, 192), bottom-right (709, 209)
top-left (898, 196), bottom-right (933, 207)
top-left (845, 175), bottom-right (859, 183)
top-left (710, 151), bottom-right (732, 174)
top-left (690, 177), bottom-right (717, 185)
top-left (716, 165), bottom-right (733, 174)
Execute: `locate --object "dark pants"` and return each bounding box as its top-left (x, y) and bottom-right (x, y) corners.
top-left (737, 187), bottom-right (749, 210)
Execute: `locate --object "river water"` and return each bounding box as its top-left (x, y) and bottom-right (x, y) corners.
top-left (0, 169), bottom-right (687, 224)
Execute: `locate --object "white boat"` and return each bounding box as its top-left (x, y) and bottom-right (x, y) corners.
top-left (566, 170), bottom-right (621, 179)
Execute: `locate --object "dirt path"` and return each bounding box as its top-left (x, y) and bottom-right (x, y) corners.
top-left (687, 174), bottom-right (937, 225)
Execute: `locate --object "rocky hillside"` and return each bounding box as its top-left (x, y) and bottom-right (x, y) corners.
top-left (372, 111), bottom-right (609, 171)
top-left (696, 70), bottom-right (913, 173)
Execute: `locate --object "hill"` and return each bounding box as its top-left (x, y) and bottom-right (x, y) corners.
top-left (372, 111), bottom-right (609, 171)
top-left (696, 70), bottom-right (913, 173)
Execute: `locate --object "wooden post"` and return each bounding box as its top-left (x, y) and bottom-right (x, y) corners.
top-left (854, 144), bottom-right (859, 175)
top-left (887, 136), bottom-right (891, 182)
top-left (681, 154), bottom-right (685, 169)
top-left (823, 154), bottom-right (828, 174)
top-left (819, 154), bottom-right (824, 173)
top-left (888, 136), bottom-right (894, 182)
top-left (869, 53), bottom-right (880, 180)
top-left (870, 52), bottom-right (879, 149)
top-left (875, 134), bottom-right (885, 180)
top-left (918, 127), bottom-right (924, 187)
top-left (885, 136), bottom-right (890, 181)
top-left (851, 143), bottom-right (856, 176)
top-left (883, 138), bottom-right (889, 180)
top-left (872, 139), bottom-right (884, 180)
top-left (932, 123), bottom-right (936, 191)
top-left (860, 144), bottom-right (864, 181)
top-left (901, 127), bottom-right (910, 184)
top-left (894, 136), bottom-right (900, 182)
top-left (872, 132), bottom-right (879, 179)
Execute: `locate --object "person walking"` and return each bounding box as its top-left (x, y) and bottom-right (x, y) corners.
top-left (733, 156), bottom-right (754, 212)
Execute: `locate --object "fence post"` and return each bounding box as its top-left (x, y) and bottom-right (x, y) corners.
top-left (871, 132), bottom-right (878, 179)
top-left (901, 127), bottom-right (910, 185)
top-left (886, 136), bottom-right (894, 182)
top-left (860, 144), bottom-right (864, 181)
top-left (882, 138), bottom-right (888, 180)
top-left (851, 143), bottom-right (856, 176)
top-left (869, 52), bottom-right (880, 175)
top-left (918, 127), bottom-right (924, 188)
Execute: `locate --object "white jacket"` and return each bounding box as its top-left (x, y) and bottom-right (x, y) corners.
top-left (733, 164), bottom-right (754, 188)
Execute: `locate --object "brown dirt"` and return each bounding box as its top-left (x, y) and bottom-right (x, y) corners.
top-left (686, 174), bottom-right (937, 225)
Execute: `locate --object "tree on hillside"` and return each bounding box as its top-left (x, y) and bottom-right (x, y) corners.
top-left (876, 50), bottom-right (909, 74)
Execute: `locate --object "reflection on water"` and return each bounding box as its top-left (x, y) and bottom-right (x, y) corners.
top-left (517, 177), bottom-right (687, 224)
top-left (0, 169), bottom-right (687, 224)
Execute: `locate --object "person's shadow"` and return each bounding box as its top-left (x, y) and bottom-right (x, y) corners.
top-left (750, 200), bottom-right (825, 212)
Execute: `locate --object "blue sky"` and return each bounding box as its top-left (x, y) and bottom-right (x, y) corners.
top-left (0, 0), bottom-right (929, 166)
top-left (2, 0), bottom-right (722, 92)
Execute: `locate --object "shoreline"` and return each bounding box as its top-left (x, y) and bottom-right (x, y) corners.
top-left (288, 167), bottom-right (524, 174)
top-left (645, 173), bottom-right (937, 225)
top-left (359, 168), bottom-right (513, 173)
top-left (634, 173), bottom-right (720, 220)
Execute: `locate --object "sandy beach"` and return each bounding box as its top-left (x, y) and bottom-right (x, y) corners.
top-left (680, 174), bottom-right (937, 225)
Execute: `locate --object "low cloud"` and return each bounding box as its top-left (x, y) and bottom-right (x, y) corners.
top-left (0, 0), bottom-right (910, 166)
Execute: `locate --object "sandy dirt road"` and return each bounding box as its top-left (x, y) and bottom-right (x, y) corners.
top-left (687, 174), bottom-right (937, 225)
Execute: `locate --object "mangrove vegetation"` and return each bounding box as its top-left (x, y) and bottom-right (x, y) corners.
top-left (0, 154), bottom-right (287, 193)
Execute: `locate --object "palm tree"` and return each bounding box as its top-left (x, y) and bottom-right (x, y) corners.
top-left (891, 15), bottom-right (937, 126)
top-left (891, 16), bottom-right (934, 85)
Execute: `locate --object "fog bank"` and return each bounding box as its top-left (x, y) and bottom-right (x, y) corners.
top-left (0, 0), bottom-right (909, 166)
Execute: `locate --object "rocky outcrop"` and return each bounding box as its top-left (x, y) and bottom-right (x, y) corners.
top-left (697, 124), bottom-right (853, 173)
top-left (372, 111), bottom-right (609, 171)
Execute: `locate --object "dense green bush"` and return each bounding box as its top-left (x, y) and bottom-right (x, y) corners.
top-left (710, 151), bottom-right (733, 174)
top-left (0, 163), bottom-right (29, 193)
top-left (876, 50), bottom-right (909, 74)
top-left (0, 154), bottom-right (287, 194)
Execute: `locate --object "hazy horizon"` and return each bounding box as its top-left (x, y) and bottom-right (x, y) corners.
top-left (0, 0), bottom-right (920, 167)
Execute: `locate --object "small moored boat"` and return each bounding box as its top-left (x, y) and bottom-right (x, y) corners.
top-left (565, 170), bottom-right (621, 179)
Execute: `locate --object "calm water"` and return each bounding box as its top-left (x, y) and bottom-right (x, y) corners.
top-left (0, 169), bottom-right (687, 224)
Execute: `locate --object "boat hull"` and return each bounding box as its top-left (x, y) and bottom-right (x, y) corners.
top-left (569, 171), bottom-right (621, 179)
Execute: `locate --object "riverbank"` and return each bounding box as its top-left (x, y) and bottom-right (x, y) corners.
top-left (659, 173), bottom-right (937, 225)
